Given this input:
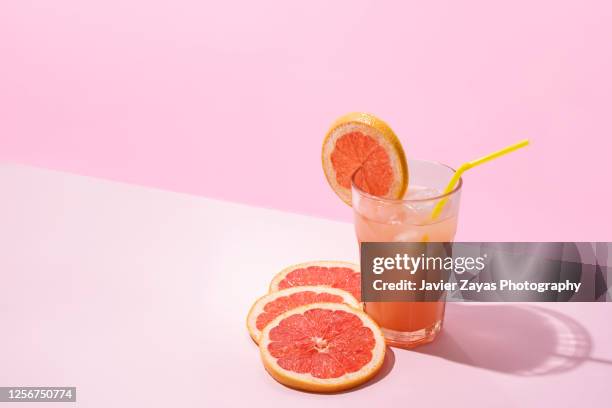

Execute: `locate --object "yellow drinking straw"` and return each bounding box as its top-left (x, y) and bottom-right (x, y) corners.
top-left (430, 139), bottom-right (530, 220)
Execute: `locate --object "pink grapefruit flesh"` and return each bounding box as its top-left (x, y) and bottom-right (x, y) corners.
top-left (321, 112), bottom-right (408, 205)
top-left (269, 261), bottom-right (361, 301)
top-left (259, 303), bottom-right (386, 392)
top-left (257, 292), bottom-right (341, 332)
top-left (246, 286), bottom-right (360, 343)
top-left (331, 131), bottom-right (394, 195)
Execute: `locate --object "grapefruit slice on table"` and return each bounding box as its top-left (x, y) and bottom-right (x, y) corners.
top-left (269, 261), bottom-right (361, 301)
top-left (246, 286), bottom-right (360, 343)
top-left (322, 112), bottom-right (408, 205)
top-left (259, 302), bottom-right (386, 392)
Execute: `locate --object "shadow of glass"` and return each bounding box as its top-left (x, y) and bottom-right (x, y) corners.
top-left (413, 303), bottom-right (596, 376)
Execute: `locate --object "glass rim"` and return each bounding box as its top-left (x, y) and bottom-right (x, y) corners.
top-left (350, 159), bottom-right (463, 204)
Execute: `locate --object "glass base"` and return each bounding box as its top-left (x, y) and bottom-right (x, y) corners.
top-left (381, 320), bottom-right (442, 349)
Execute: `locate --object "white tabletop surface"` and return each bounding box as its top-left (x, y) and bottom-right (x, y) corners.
top-left (1, 164), bottom-right (611, 407)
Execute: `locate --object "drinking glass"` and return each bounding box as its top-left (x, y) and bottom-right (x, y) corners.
top-left (352, 159), bottom-right (463, 348)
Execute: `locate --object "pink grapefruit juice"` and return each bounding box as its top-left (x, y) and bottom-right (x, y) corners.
top-left (351, 160), bottom-right (462, 348)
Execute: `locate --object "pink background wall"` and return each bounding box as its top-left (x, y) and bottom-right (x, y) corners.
top-left (1, 1), bottom-right (611, 241)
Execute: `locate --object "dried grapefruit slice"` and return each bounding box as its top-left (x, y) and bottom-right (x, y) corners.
top-left (259, 302), bottom-right (385, 392)
top-left (269, 261), bottom-right (361, 301)
top-left (322, 112), bottom-right (408, 205)
top-left (246, 286), bottom-right (360, 343)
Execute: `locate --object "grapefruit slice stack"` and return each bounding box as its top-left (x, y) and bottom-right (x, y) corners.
top-left (246, 261), bottom-right (386, 392)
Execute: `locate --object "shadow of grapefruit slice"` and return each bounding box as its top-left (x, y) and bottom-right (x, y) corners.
top-left (269, 261), bottom-right (361, 301)
top-left (322, 112), bottom-right (408, 205)
top-left (259, 302), bottom-right (386, 393)
top-left (246, 286), bottom-right (360, 344)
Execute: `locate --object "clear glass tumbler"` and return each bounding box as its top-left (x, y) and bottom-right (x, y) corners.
top-left (352, 159), bottom-right (463, 348)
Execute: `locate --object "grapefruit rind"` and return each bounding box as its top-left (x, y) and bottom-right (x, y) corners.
top-left (259, 302), bottom-right (386, 393)
top-left (246, 286), bottom-right (361, 344)
top-left (322, 112), bottom-right (408, 206)
top-left (268, 260), bottom-right (360, 297)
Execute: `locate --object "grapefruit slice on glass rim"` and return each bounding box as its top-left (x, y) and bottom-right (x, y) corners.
top-left (269, 261), bottom-right (361, 301)
top-left (322, 112), bottom-right (408, 206)
top-left (259, 302), bottom-right (386, 393)
top-left (246, 286), bottom-right (360, 343)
